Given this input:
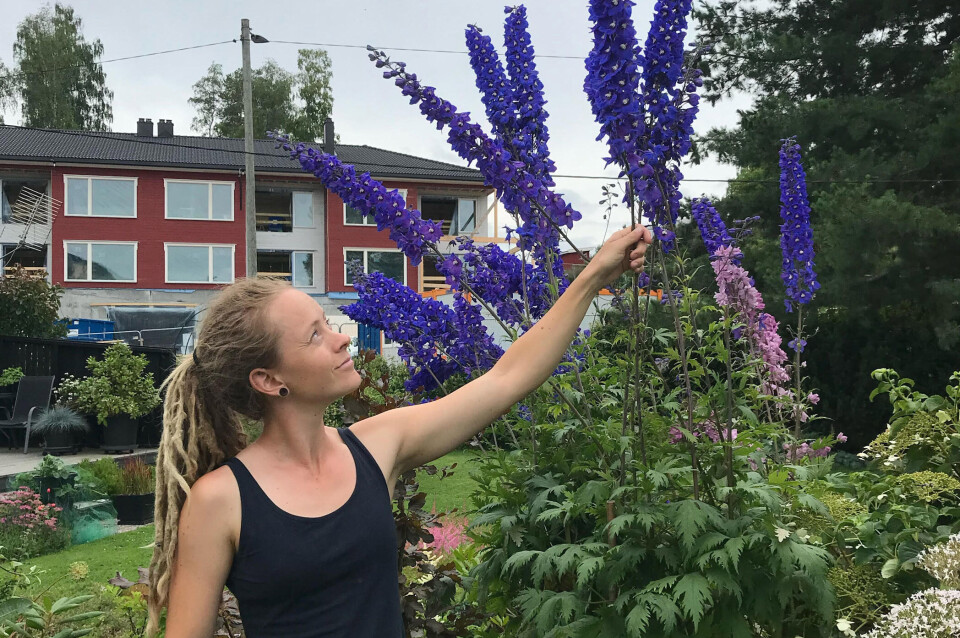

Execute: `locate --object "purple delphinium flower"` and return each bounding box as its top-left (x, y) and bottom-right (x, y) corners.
top-left (584, 0), bottom-right (701, 253)
top-left (370, 47), bottom-right (580, 255)
top-left (341, 271), bottom-right (503, 392)
top-left (504, 5), bottom-right (556, 186)
top-left (465, 25), bottom-right (516, 144)
top-left (691, 197), bottom-right (737, 260)
top-left (778, 137), bottom-right (820, 313)
top-left (273, 134), bottom-right (442, 265)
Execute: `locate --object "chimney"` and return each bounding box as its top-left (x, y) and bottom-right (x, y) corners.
top-left (323, 119), bottom-right (335, 155)
top-left (157, 119), bottom-right (174, 138)
top-left (136, 118), bottom-right (154, 137)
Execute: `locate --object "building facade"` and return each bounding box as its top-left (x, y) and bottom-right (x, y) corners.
top-left (0, 120), bottom-right (497, 348)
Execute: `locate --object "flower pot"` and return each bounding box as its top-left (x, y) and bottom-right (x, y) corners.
top-left (112, 493), bottom-right (155, 525)
top-left (41, 430), bottom-right (79, 456)
top-left (103, 414), bottom-right (139, 453)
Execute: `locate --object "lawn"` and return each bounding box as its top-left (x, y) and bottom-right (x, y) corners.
top-left (414, 448), bottom-right (483, 516)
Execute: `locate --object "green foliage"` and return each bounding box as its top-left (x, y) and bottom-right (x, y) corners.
top-left (693, 0), bottom-right (960, 446)
top-left (189, 48), bottom-right (334, 141)
top-left (73, 459), bottom-right (123, 498)
top-left (0, 369), bottom-right (23, 388)
top-left (0, 268), bottom-right (67, 339)
top-left (71, 343), bottom-right (161, 426)
top-left (9, 3), bottom-right (113, 130)
top-left (0, 593), bottom-right (103, 637)
top-left (862, 368), bottom-right (960, 476)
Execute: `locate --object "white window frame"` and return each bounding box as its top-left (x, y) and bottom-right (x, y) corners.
top-left (63, 175), bottom-right (138, 218)
top-left (344, 189), bottom-right (407, 227)
top-left (417, 194), bottom-right (480, 236)
top-left (164, 242), bottom-right (235, 284)
top-left (164, 179), bottom-right (235, 221)
top-left (291, 250), bottom-right (315, 288)
top-left (292, 191), bottom-right (315, 229)
top-left (342, 247), bottom-right (407, 286)
top-left (63, 240), bottom-right (138, 283)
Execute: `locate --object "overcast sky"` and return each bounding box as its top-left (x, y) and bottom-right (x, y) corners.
top-left (0, 0), bottom-right (749, 251)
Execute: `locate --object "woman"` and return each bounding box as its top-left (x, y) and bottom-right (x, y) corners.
top-left (148, 224), bottom-right (651, 637)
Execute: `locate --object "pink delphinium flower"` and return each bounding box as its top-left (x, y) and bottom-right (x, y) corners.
top-left (837, 432), bottom-right (848, 443)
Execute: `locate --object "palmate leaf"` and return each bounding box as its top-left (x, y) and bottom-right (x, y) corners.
top-left (673, 573), bottom-right (713, 630)
top-left (624, 602), bottom-right (652, 637)
top-left (576, 556), bottom-right (604, 588)
top-left (535, 591), bottom-right (583, 635)
top-left (501, 550), bottom-right (541, 578)
top-left (671, 500), bottom-right (719, 550)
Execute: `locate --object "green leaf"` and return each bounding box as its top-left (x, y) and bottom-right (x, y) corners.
top-left (674, 573), bottom-right (712, 629)
top-left (0, 599), bottom-right (31, 623)
top-left (576, 556), bottom-right (604, 588)
top-left (624, 602), bottom-right (651, 637)
top-left (501, 550), bottom-right (540, 577)
top-left (881, 557), bottom-right (900, 579)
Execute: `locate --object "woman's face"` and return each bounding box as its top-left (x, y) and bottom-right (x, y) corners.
top-left (263, 288), bottom-right (361, 405)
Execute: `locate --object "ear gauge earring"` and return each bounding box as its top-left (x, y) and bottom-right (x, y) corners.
top-left (279, 387), bottom-right (289, 397)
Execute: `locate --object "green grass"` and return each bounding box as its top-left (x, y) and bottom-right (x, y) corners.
top-left (414, 448), bottom-right (483, 516)
top-left (21, 524), bottom-right (155, 600)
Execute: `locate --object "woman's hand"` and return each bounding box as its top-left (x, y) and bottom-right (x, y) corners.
top-left (582, 224), bottom-right (653, 288)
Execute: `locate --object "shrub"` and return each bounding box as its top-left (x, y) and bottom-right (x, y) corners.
top-left (75, 458), bottom-right (124, 496)
top-left (72, 343), bottom-right (161, 426)
top-left (0, 266), bottom-right (67, 338)
top-left (0, 487), bottom-right (69, 559)
top-left (0, 367), bottom-right (24, 388)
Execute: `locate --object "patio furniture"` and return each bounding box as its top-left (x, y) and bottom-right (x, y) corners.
top-left (0, 376), bottom-right (54, 453)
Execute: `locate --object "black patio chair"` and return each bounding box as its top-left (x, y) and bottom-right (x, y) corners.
top-left (0, 376), bottom-right (54, 454)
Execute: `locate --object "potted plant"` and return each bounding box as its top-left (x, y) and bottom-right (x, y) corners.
top-left (32, 406), bottom-right (89, 455)
top-left (73, 343), bottom-right (161, 453)
top-left (112, 459), bottom-right (155, 525)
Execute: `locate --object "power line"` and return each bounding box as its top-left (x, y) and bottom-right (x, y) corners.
top-left (5, 125), bottom-right (960, 186)
top-left (5, 40), bottom-right (236, 80)
top-left (267, 39), bottom-right (584, 60)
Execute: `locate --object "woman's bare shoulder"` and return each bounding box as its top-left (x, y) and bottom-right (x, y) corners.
top-left (183, 463), bottom-right (241, 550)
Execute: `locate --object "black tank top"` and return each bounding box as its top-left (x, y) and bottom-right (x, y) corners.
top-left (221, 427), bottom-right (404, 637)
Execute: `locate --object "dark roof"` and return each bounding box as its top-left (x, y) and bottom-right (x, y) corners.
top-left (0, 125), bottom-right (485, 183)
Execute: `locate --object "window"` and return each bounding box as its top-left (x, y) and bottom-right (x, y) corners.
top-left (165, 244), bottom-right (234, 283)
top-left (65, 177), bottom-right (136, 217)
top-left (420, 195), bottom-right (477, 235)
top-left (165, 180), bottom-right (233, 220)
top-left (256, 250), bottom-right (315, 287)
top-left (345, 189), bottom-right (407, 226)
top-left (1, 179), bottom-right (49, 224)
top-left (293, 192), bottom-right (313, 228)
top-left (255, 190), bottom-right (315, 232)
top-left (344, 249), bottom-right (406, 286)
top-left (64, 242), bottom-right (137, 282)
top-left (293, 251), bottom-right (314, 287)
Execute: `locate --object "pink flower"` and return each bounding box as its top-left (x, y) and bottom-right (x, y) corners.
top-left (807, 393), bottom-right (820, 405)
top-left (837, 432), bottom-right (848, 443)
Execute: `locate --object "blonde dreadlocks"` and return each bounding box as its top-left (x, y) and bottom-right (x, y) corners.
top-left (147, 277), bottom-right (290, 637)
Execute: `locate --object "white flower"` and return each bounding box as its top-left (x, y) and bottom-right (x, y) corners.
top-left (836, 618), bottom-right (855, 637)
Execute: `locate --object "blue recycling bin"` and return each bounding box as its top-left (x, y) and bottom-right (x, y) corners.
top-left (67, 319), bottom-right (115, 341)
top-left (357, 324), bottom-right (381, 354)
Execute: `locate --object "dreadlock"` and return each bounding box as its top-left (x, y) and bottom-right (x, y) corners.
top-left (147, 276), bottom-right (290, 636)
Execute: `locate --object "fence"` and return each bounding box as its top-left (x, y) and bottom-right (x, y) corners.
top-left (0, 335), bottom-right (177, 447)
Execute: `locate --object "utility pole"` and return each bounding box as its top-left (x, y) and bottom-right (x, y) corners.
top-left (241, 18), bottom-right (257, 277)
